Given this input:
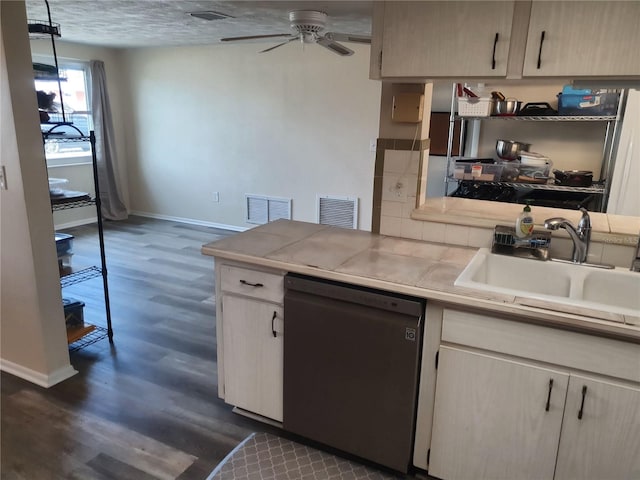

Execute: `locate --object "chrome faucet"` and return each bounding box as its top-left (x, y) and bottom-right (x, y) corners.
top-left (544, 208), bottom-right (591, 264)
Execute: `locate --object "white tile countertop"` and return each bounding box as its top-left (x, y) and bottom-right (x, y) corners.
top-left (202, 219), bottom-right (640, 342)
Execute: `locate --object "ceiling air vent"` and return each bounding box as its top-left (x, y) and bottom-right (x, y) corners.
top-left (317, 195), bottom-right (358, 229)
top-left (187, 11), bottom-right (234, 21)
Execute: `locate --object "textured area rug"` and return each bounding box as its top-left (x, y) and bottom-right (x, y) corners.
top-left (206, 432), bottom-right (402, 479)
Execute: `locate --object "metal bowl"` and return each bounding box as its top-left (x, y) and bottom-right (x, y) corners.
top-left (493, 99), bottom-right (521, 116)
top-left (496, 139), bottom-right (531, 161)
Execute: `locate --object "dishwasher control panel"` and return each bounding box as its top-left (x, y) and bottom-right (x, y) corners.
top-left (284, 273), bottom-right (425, 317)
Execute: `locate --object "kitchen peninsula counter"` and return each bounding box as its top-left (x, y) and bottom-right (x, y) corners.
top-left (202, 219), bottom-right (640, 342)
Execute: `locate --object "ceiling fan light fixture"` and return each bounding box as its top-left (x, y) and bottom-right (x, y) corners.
top-left (187, 11), bottom-right (234, 21)
top-left (289, 10), bottom-right (327, 35)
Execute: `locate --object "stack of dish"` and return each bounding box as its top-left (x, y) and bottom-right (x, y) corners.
top-left (518, 152), bottom-right (552, 183)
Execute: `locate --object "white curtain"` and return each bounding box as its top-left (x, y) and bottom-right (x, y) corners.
top-left (90, 60), bottom-right (128, 220)
top-left (608, 89), bottom-right (640, 216)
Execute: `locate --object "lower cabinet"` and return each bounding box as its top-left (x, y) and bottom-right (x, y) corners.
top-left (555, 375), bottom-right (640, 480)
top-left (429, 347), bottom-right (568, 480)
top-left (430, 345), bottom-right (640, 480)
top-left (218, 263), bottom-right (285, 423)
top-left (221, 295), bottom-right (284, 422)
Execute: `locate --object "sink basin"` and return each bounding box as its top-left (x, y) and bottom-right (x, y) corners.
top-left (455, 250), bottom-right (573, 298)
top-left (455, 248), bottom-right (640, 317)
top-left (582, 269), bottom-right (640, 314)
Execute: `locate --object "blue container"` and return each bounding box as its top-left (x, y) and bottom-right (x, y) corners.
top-left (55, 232), bottom-right (74, 257)
top-left (63, 297), bottom-right (85, 328)
top-left (557, 85), bottom-right (619, 116)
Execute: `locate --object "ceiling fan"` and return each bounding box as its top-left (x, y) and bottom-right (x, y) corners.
top-left (220, 10), bottom-right (371, 56)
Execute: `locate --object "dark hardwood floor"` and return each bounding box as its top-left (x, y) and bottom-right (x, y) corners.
top-left (1, 216), bottom-right (432, 480)
top-left (1, 216), bottom-right (279, 479)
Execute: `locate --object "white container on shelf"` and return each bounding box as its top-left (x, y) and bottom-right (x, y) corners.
top-left (457, 97), bottom-right (493, 117)
top-left (48, 177), bottom-right (68, 194)
top-left (518, 152), bottom-right (552, 181)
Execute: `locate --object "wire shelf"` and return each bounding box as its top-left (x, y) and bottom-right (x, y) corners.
top-left (33, 71), bottom-right (67, 82)
top-left (446, 177), bottom-right (605, 194)
top-left (52, 198), bottom-right (95, 211)
top-left (60, 266), bottom-right (102, 288)
top-left (28, 20), bottom-right (61, 38)
top-left (68, 325), bottom-right (109, 352)
top-left (454, 115), bottom-right (617, 122)
top-left (42, 128), bottom-right (88, 140)
top-left (43, 133), bottom-right (90, 142)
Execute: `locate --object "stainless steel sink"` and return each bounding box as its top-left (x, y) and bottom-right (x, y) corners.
top-left (455, 248), bottom-right (640, 317)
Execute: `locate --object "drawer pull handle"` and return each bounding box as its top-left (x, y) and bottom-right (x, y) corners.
top-left (239, 279), bottom-right (264, 287)
top-left (578, 385), bottom-right (587, 419)
top-left (536, 30), bottom-right (546, 69)
top-left (271, 311), bottom-right (277, 337)
top-left (545, 378), bottom-right (554, 412)
top-left (491, 32), bottom-right (499, 70)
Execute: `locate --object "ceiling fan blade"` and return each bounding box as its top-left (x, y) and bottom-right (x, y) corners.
top-left (259, 37), bottom-right (300, 53)
top-left (221, 33), bottom-right (293, 42)
top-left (316, 37), bottom-right (354, 56)
top-left (323, 32), bottom-right (371, 44)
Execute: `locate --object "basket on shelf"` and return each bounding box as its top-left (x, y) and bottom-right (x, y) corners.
top-left (457, 97), bottom-right (494, 117)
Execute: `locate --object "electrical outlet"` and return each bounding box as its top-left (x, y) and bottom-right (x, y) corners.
top-left (395, 181), bottom-right (404, 197)
top-left (369, 139), bottom-right (377, 152)
top-left (212, 192), bottom-right (219, 202)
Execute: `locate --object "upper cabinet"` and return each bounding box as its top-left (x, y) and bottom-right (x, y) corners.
top-left (523, 1), bottom-right (640, 77)
top-left (380, 1), bottom-right (515, 78)
top-left (373, 1), bottom-right (640, 80)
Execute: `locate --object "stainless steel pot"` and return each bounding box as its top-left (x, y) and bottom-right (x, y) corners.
top-left (492, 99), bottom-right (521, 116)
top-left (496, 139), bottom-right (531, 161)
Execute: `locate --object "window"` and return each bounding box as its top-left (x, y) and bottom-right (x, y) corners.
top-left (35, 61), bottom-right (92, 166)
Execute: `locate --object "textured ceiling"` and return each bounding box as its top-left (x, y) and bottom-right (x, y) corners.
top-left (24, 0), bottom-right (373, 48)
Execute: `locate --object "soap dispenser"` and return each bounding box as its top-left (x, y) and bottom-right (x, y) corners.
top-left (515, 204), bottom-right (534, 238)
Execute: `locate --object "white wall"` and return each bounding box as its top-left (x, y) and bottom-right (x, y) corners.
top-left (120, 43), bottom-right (380, 230)
top-left (1, 1), bottom-right (76, 387)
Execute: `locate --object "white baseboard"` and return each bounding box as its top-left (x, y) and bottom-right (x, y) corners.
top-left (0, 359), bottom-right (77, 388)
top-left (130, 210), bottom-right (248, 232)
top-left (54, 217), bottom-right (97, 230)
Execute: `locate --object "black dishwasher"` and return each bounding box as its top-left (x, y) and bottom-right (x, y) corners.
top-left (283, 273), bottom-right (425, 473)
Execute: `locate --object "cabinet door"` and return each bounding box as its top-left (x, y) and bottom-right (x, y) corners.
top-left (221, 294), bottom-right (283, 422)
top-left (429, 347), bottom-right (568, 480)
top-left (381, 1), bottom-right (514, 78)
top-left (555, 375), bottom-right (640, 480)
top-left (523, 1), bottom-right (640, 77)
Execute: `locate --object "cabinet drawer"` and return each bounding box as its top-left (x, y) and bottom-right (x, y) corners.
top-left (441, 309), bottom-right (640, 383)
top-left (220, 265), bottom-right (283, 304)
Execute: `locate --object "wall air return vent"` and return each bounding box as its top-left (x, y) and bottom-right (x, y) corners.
top-left (317, 195), bottom-right (358, 229)
top-left (246, 194), bottom-right (292, 225)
